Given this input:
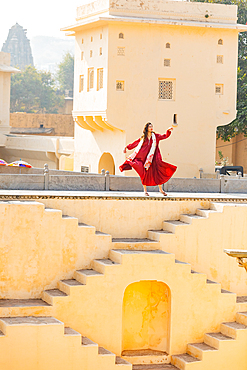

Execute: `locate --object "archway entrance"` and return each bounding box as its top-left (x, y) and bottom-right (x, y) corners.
top-left (98, 152), bottom-right (115, 175)
top-left (122, 281), bottom-right (170, 353)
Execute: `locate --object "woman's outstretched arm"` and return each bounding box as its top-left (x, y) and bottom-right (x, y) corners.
top-left (123, 138), bottom-right (141, 152)
top-left (156, 128), bottom-right (173, 141)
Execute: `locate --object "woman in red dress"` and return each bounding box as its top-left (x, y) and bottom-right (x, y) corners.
top-left (119, 122), bottom-right (177, 196)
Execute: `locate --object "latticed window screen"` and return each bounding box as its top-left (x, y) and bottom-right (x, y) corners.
top-left (119, 33), bottom-right (124, 39)
top-left (218, 39), bottom-right (223, 45)
top-left (117, 47), bottom-right (125, 56)
top-left (97, 68), bottom-right (103, 90)
top-left (79, 75), bottom-right (84, 92)
top-left (116, 81), bottom-right (124, 91)
top-left (88, 68), bottom-right (94, 90)
top-left (159, 80), bottom-right (173, 100)
top-left (164, 59), bottom-right (171, 67)
top-left (166, 43), bottom-right (171, 49)
top-left (217, 55), bottom-right (223, 64)
top-left (215, 84), bottom-right (223, 95)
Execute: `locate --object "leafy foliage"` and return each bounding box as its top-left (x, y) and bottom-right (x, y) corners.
top-left (10, 66), bottom-right (64, 113)
top-left (191, 0), bottom-right (247, 141)
top-left (56, 52), bottom-right (74, 94)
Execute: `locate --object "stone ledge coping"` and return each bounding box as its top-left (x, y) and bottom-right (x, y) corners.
top-left (0, 191), bottom-right (246, 202)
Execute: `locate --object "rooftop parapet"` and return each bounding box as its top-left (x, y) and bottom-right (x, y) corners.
top-left (76, 0), bottom-right (237, 24)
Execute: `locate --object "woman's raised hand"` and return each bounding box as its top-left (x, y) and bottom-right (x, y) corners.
top-left (123, 147), bottom-right (127, 154)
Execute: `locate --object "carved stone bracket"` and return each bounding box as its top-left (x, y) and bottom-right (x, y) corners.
top-left (224, 249), bottom-right (247, 273)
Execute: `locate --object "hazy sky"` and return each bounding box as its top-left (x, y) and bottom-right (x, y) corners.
top-left (0, 0), bottom-right (84, 47)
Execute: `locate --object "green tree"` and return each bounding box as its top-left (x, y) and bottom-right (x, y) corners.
top-left (57, 52), bottom-right (74, 94)
top-left (10, 66), bottom-right (63, 113)
top-left (191, 0), bottom-right (247, 141)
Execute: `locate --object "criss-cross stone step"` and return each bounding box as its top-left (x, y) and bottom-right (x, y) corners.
top-left (0, 299), bottom-right (50, 308)
top-left (163, 220), bottom-right (190, 234)
top-left (196, 208), bottom-right (218, 218)
top-left (187, 342), bottom-right (217, 360)
top-left (58, 279), bottom-right (85, 295)
top-left (122, 349), bottom-right (170, 365)
top-left (172, 353), bottom-right (200, 369)
top-left (92, 258), bottom-right (120, 274)
top-left (132, 365), bottom-right (178, 370)
top-left (204, 332), bottom-right (234, 349)
top-left (112, 238), bottom-right (160, 250)
top-left (221, 321), bottom-right (247, 339)
top-left (180, 214), bottom-right (206, 224)
top-left (74, 269), bottom-right (104, 284)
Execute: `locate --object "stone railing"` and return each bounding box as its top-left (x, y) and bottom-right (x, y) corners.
top-left (0, 164), bottom-right (246, 193)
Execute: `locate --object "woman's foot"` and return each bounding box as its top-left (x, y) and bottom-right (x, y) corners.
top-left (159, 190), bottom-right (167, 196)
top-left (144, 191), bottom-right (149, 197)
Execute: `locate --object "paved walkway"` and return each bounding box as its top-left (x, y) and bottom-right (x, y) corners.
top-left (0, 190), bottom-right (246, 201)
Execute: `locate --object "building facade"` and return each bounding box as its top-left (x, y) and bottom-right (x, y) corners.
top-left (63, 0), bottom-right (247, 177)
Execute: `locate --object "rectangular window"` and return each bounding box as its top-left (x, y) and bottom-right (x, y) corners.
top-left (164, 59), bottom-right (171, 67)
top-left (88, 68), bottom-right (94, 91)
top-left (81, 51), bottom-right (84, 60)
top-left (159, 80), bottom-right (174, 100)
top-left (79, 75), bottom-right (84, 92)
top-left (116, 81), bottom-right (124, 91)
top-left (117, 47), bottom-right (125, 56)
top-left (90, 50), bottom-right (93, 58)
top-left (217, 55), bottom-right (223, 64)
top-left (97, 68), bottom-right (103, 90)
top-left (215, 84), bottom-right (223, 95)
top-left (99, 47), bottom-right (102, 56)
top-left (100, 33), bottom-right (102, 39)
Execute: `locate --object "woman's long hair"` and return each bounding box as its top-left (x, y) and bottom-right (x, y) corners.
top-left (142, 122), bottom-right (153, 141)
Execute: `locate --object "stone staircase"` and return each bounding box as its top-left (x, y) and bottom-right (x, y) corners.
top-left (0, 316), bottom-right (131, 370)
top-left (171, 313), bottom-right (247, 369)
top-left (0, 247), bottom-right (239, 368)
top-left (1, 201), bottom-right (247, 369)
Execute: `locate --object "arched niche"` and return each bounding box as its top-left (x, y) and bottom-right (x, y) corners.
top-left (98, 152), bottom-right (115, 175)
top-left (122, 281), bottom-right (171, 354)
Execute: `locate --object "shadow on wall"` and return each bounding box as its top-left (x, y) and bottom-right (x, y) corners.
top-left (98, 152), bottom-right (115, 175)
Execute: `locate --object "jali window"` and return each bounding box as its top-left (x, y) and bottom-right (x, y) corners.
top-left (164, 59), bottom-right (171, 67)
top-left (117, 47), bottom-right (125, 56)
top-left (79, 75), bottom-right (84, 92)
top-left (116, 81), bottom-right (124, 91)
top-left (159, 80), bottom-right (174, 100)
top-left (215, 84), bottom-right (223, 95)
top-left (88, 68), bottom-right (94, 91)
top-left (97, 68), bottom-right (103, 90)
top-left (217, 55), bottom-right (223, 64)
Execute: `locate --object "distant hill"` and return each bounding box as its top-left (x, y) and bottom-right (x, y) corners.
top-left (30, 36), bottom-right (75, 73)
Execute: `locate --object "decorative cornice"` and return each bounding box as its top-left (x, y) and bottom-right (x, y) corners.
top-left (0, 194), bottom-right (246, 202)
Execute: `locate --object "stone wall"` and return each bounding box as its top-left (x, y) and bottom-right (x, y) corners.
top-left (10, 112), bottom-right (74, 137)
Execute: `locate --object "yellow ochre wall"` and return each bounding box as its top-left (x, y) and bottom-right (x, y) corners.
top-left (122, 281), bottom-right (170, 353)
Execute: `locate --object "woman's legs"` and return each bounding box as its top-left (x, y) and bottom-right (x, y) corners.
top-left (158, 184), bottom-right (167, 196)
top-left (143, 185), bottom-right (149, 196)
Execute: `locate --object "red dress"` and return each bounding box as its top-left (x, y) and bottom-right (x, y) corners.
top-left (119, 130), bottom-right (177, 186)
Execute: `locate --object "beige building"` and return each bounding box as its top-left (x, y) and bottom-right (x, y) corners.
top-left (62, 0), bottom-right (247, 177)
top-left (0, 52), bottom-right (19, 143)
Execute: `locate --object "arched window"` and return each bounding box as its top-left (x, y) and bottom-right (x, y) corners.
top-left (166, 42), bottom-right (171, 49)
top-left (218, 39), bottom-right (223, 45)
top-left (98, 153), bottom-right (115, 175)
top-left (119, 33), bottom-right (124, 39)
